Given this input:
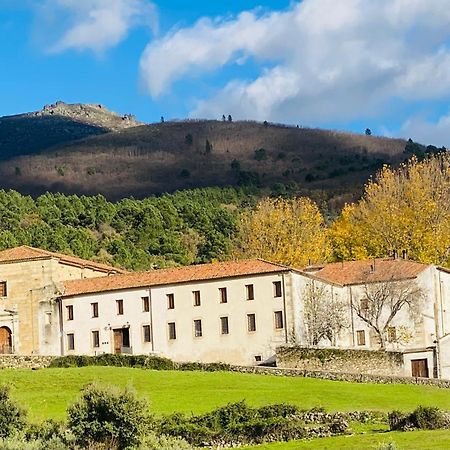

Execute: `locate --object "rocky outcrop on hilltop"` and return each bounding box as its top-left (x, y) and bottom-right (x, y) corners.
top-left (32, 101), bottom-right (143, 131)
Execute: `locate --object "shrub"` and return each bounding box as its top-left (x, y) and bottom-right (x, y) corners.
top-left (411, 406), bottom-right (448, 430)
top-left (0, 386), bottom-right (27, 439)
top-left (376, 442), bottom-right (398, 450)
top-left (67, 384), bottom-right (150, 450)
top-left (254, 148), bottom-right (267, 161)
top-left (140, 433), bottom-right (193, 449)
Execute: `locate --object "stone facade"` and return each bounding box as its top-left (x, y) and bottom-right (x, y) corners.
top-left (276, 346), bottom-right (406, 376)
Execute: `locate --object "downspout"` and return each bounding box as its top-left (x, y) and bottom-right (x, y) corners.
top-left (435, 270), bottom-right (443, 378)
top-left (148, 287), bottom-right (155, 352)
top-left (349, 286), bottom-right (355, 347)
top-left (281, 273), bottom-right (288, 344)
top-left (57, 299), bottom-right (64, 356)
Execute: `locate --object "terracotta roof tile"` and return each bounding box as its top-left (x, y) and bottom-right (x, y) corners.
top-left (0, 246), bottom-right (125, 274)
top-left (62, 259), bottom-right (289, 297)
top-left (301, 258), bottom-right (429, 286)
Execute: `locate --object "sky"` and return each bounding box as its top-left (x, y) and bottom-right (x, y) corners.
top-left (1, 0), bottom-right (450, 146)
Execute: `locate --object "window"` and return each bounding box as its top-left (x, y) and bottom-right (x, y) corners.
top-left (387, 326), bottom-right (397, 342)
top-left (246, 284), bottom-right (254, 300)
top-left (92, 330), bottom-right (100, 348)
top-left (67, 333), bottom-right (75, 351)
top-left (193, 290), bottom-right (201, 307)
top-left (219, 287), bottom-right (227, 303)
top-left (66, 305), bottom-right (74, 321)
top-left (247, 313), bottom-right (256, 332)
top-left (220, 316), bottom-right (229, 335)
top-left (254, 355), bottom-right (262, 363)
top-left (168, 322), bottom-right (176, 340)
top-left (167, 293), bottom-right (175, 309)
top-left (274, 311), bottom-right (284, 329)
top-left (356, 330), bottom-right (366, 346)
top-left (142, 296), bottom-right (150, 312)
top-left (360, 298), bottom-right (369, 313)
top-left (91, 302), bottom-right (98, 318)
top-left (143, 325), bottom-right (151, 342)
top-left (194, 319), bottom-right (203, 338)
top-left (0, 281), bottom-right (7, 297)
top-left (273, 281), bottom-right (282, 298)
top-left (116, 300), bottom-right (124, 315)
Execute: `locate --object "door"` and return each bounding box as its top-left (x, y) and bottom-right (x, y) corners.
top-left (113, 329), bottom-right (123, 354)
top-left (0, 327), bottom-right (12, 354)
top-left (411, 359), bottom-right (429, 378)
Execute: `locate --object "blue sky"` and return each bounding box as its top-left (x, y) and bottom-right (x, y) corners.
top-left (1, 0), bottom-right (450, 146)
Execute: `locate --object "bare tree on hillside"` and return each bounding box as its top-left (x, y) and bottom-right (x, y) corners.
top-left (303, 281), bottom-right (350, 346)
top-left (353, 279), bottom-right (424, 349)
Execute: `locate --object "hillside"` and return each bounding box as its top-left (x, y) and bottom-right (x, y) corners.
top-left (0, 109), bottom-right (408, 201)
top-left (0, 101), bottom-right (141, 160)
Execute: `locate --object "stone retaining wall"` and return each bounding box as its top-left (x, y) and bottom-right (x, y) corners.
top-left (231, 365), bottom-right (450, 388)
top-left (276, 346), bottom-right (406, 377)
top-left (0, 355), bottom-right (56, 369)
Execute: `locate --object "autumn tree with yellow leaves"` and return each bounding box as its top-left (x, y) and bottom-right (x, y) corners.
top-left (330, 155), bottom-right (450, 266)
top-left (235, 197), bottom-right (330, 267)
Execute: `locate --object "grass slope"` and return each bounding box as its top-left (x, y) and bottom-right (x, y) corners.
top-left (0, 367), bottom-right (448, 422)
top-left (246, 430), bottom-right (450, 450)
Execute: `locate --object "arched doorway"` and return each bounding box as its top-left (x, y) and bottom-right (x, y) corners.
top-left (0, 326), bottom-right (12, 354)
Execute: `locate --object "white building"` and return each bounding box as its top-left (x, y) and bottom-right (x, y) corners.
top-left (293, 258), bottom-right (450, 379)
top-left (58, 260), bottom-right (297, 366)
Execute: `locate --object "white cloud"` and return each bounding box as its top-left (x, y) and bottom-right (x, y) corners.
top-left (398, 113), bottom-right (450, 147)
top-left (36, 0), bottom-right (157, 54)
top-left (139, 0), bottom-right (450, 126)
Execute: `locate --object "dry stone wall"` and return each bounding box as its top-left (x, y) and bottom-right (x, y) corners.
top-left (276, 346), bottom-right (405, 376)
top-left (0, 355), bottom-right (55, 369)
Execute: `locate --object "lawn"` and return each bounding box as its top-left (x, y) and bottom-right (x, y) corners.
top-left (246, 430), bottom-right (450, 450)
top-left (0, 367), bottom-right (448, 422)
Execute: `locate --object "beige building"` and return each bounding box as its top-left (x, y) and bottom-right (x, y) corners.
top-left (293, 258), bottom-right (450, 379)
top-left (0, 246), bottom-right (124, 355)
top-left (59, 260), bottom-right (295, 365)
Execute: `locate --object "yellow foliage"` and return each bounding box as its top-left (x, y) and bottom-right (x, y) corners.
top-left (330, 155), bottom-right (450, 266)
top-left (235, 197), bottom-right (330, 267)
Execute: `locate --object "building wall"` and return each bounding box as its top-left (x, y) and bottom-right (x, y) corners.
top-left (60, 272), bottom-right (291, 365)
top-left (0, 258), bottom-right (113, 355)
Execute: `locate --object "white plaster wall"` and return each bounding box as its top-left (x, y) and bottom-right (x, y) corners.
top-left (60, 272), bottom-right (289, 365)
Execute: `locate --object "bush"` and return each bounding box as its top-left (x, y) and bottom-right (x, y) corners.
top-left (389, 406), bottom-right (450, 431)
top-left (254, 148), bottom-right (267, 161)
top-left (376, 442), bottom-right (399, 450)
top-left (0, 386), bottom-right (27, 439)
top-left (140, 433), bottom-right (193, 449)
top-left (67, 384), bottom-right (150, 449)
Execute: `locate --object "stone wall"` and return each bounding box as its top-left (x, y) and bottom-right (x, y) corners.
top-left (232, 365), bottom-right (450, 388)
top-left (0, 355), bottom-right (55, 369)
top-left (276, 346), bottom-right (406, 377)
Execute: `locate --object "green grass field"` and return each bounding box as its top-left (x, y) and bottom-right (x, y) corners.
top-left (0, 367), bottom-right (448, 449)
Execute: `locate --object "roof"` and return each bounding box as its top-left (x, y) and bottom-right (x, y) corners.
top-left (62, 259), bottom-right (290, 297)
top-left (300, 258), bottom-right (429, 287)
top-left (0, 246), bottom-right (125, 274)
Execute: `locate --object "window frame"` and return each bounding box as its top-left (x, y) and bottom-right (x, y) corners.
top-left (168, 322), bottom-right (177, 340)
top-left (91, 330), bottom-right (100, 348)
top-left (66, 305), bottom-right (74, 321)
top-left (274, 310), bottom-right (284, 329)
top-left (219, 287), bottom-right (228, 304)
top-left (91, 302), bottom-right (99, 318)
top-left (0, 281), bottom-right (7, 297)
top-left (220, 316), bottom-right (229, 335)
top-left (247, 313), bottom-right (257, 332)
top-left (67, 333), bottom-right (75, 351)
top-left (143, 324), bottom-right (151, 343)
top-left (193, 319), bottom-right (203, 338)
top-left (167, 293), bottom-right (175, 310)
top-left (116, 299), bottom-right (124, 315)
top-left (245, 284), bottom-right (254, 301)
top-left (273, 281), bottom-right (282, 298)
top-left (193, 290), bottom-right (201, 307)
top-left (356, 330), bottom-right (366, 346)
top-left (142, 296), bottom-right (150, 312)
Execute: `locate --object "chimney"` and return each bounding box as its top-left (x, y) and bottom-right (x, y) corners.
top-left (402, 249), bottom-right (408, 260)
top-left (393, 249), bottom-right (398, 260)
